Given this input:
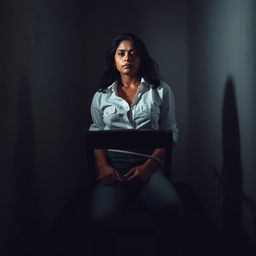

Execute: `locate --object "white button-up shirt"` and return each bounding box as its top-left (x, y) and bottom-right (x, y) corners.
top-left (89, 77), bottom-right (178, 142)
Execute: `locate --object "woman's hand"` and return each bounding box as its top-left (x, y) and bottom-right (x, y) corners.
top-left (124, 149), bottom-right (164, 183)
top-left (98, 165), bottom-right (121, 185)
top-left (124, 163), bottom-right (155, 183)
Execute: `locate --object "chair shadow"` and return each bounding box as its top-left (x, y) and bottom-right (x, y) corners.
top-left (221, 77), bottom-right (243, 253)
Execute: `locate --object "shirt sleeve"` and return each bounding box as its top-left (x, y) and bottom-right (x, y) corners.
top-left (89, 92), bottom-right (105, 131)
top-left (159, 82), bottom-right (179, 143)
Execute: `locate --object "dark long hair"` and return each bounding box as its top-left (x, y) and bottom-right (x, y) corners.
top-left (98, 33), bottom-right (161, 91)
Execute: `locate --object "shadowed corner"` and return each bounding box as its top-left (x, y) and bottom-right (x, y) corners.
top-left (10, 76), bottom-right (38, 255)
top-left (221, 76), bottom-right (243, 253)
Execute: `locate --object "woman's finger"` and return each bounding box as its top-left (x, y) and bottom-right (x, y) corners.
top-left (108, 169), bottom-right (117, 183)
top-left (101, 175), bottom-right (111, 185)
top-left (113, 169), bottom-right (122, 182)
top-left (124, 167), bottom-right (135, 178)
top-left (107, 171), bottom-right (118, 184)
top-left (126, 173), bottom-right (137, 181)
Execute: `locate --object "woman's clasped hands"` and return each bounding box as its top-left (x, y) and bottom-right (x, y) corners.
top-left (98, 163), bottom-right (154, 185)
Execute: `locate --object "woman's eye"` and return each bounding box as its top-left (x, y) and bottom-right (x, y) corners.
top-left (117, 50), bottom-right (138, 58)
top-left (118, 52), bottom-right (125, 57)
top-left (130, 51), bottom-right (136, 56)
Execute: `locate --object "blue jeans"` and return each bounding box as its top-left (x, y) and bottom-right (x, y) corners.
top-left (88, 149), bottom-right (182, 256)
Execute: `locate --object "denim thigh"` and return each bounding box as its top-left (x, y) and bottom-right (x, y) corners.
top-left (139, 169), bottom-right (182, 213)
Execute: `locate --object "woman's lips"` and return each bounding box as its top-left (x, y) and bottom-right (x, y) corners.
top-left (122, 64), bottom-right (132, 68)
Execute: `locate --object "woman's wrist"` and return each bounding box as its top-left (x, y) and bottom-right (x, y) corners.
top-left (143, 158), bottom-right (159, 171)
top-left (96, 161), bottom-right (110, 171)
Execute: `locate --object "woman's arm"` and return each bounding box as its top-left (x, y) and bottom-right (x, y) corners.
top-left (94, 149), bottom-right (109, 170)
top-left (159, 82), bottom-right (179, 143)
top-left (143, 148), bottom-right (166, 170)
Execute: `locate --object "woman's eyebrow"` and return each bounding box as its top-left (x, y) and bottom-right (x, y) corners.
top-left (117, 48), bottom-right (136, 52)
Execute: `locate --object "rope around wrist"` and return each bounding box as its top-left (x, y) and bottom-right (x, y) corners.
top-left (107, 149), bottom-right (164, 168)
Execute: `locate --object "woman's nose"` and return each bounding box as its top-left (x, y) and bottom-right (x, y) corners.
top-left (124, 52), bottom-right (131, 61)
top-left (124, 53), bottom-right (128, 60)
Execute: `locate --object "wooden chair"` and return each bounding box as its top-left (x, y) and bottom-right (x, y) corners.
top-left (85, 130), bottom-right (174, 235)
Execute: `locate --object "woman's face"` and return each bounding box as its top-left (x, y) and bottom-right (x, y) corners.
top-left (114, 40), bottom-right (141, 77)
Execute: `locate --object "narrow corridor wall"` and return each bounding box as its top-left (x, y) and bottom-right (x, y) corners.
top-left (188, 0), bottom-right (256, 245)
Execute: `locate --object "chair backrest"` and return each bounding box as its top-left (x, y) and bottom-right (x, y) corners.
top-left (85, 130), bottom-right (173, 188)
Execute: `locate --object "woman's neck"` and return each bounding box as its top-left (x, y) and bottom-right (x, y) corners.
top-left (119, 75), bottom-right (141, 89)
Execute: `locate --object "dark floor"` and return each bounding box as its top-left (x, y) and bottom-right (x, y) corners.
top-left (15, 183), bottom-right (255, 256)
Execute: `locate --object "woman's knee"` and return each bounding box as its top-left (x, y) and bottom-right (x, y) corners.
top-left (88, 183), bottom-right (124, 227)
top-left (151, 196), bottom-right (183, 214)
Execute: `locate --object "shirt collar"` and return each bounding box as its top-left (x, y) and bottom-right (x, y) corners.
top-left (107, 77), bottom-right (152, 92)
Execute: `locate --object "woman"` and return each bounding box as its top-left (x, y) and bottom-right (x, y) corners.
top-left (88, 33), bottom-right (182, 256)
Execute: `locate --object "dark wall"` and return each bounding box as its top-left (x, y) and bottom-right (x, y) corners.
top-left (188, 0), bottom-right (256, 244)
top-left (0, 0), bottom-right (86, 253)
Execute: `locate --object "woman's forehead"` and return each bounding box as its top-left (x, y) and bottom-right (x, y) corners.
top-left (116, 40), bottom-right (135, 50)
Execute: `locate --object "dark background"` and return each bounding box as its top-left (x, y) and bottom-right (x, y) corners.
top-left (1, 0), bottom-right (255, 255)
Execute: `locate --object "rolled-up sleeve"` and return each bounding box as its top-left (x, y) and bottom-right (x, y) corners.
top-left (159, 83), bottom-right (179, 143)
top-left (89, 92), bottom-right (105, 131)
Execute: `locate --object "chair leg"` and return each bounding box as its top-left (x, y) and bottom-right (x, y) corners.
top-left (155, 210), bottom-right (182, 256)
top-left (87, 221), bottom-right (118, 256)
